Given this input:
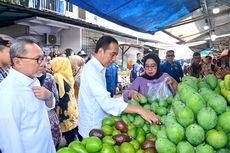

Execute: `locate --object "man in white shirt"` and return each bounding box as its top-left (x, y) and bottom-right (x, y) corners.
top-left (0, 37), bottom-right (56, 153)
top-left (78, 35), bottom-right (160, 137)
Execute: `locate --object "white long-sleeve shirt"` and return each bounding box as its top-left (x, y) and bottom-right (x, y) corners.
top-left (78, 57), bottom-right (128, 137)
top-left (0, 68), bottom-right (55, 153)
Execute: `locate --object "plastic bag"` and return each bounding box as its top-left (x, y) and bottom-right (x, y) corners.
top-left (147, 77), bottom-right (173, 101)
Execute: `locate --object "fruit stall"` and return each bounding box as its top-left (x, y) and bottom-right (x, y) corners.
top-left (58, 74), bottom-right (230, 153)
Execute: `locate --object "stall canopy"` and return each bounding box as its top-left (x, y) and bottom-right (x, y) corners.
top-left (67, 0), bottom-right (200, 33)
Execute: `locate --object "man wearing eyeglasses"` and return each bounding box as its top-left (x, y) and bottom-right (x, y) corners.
top-left (0, 37), bottom-right (56, 153)
top-left (160, 50), bottom-right (183, 83)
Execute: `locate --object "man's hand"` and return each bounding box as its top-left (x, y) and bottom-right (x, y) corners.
top-left (32, 86), bottom-right (51, 100)
top-left (138, 107), bottom-right (161, 124)
top-left (128, 90), bottom-right (143, 101)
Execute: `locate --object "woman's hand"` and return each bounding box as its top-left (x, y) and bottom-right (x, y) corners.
top-left (166, 77), bottom-right (178, 93)
top-left (138, 107), bottom-right (161, 124)
top-left (128, 90), bottom-right (143, 101)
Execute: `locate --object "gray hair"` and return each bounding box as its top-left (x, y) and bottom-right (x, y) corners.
top-left (10, 36), bottom-right (38, 66)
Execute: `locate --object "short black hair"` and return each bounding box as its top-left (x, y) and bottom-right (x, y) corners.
top-left (137, 53), bottom-right (142, 56)
top-left (193, 52), bottom-right (201, 57)
top-left (166, 50), bottom-right (174, 54)
top-left (0, 37), bottom-right (11, 47)
top-left (65, 48), bottom-right (73, 57)
top-left (205, 55), bottom-right (212, 60)
top-left (95, 35), bottom-right (118, 53)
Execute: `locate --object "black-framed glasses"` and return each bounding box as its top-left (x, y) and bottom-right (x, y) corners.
top-left (167, 55), bottom-right (174, 57)
top-left (16, 55), bottom-right (46, 64)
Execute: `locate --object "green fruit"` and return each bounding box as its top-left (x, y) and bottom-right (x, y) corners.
top-left (86, 136), bottom-right (103, 152)
top-left (199, 88), bottom-right (213, 102)
top-left (160, 115), bottom-right (176, 126)
top-left (166, 122), bottom-right (185, 144)
top-left (198, 81), bottom-right (211, 90)
top-left (102, 136), bottom-right (116, 145)
top-left (159, 100), bottom-right (168, 107)
top-left (182, 76), bottom-right (198, 90)
top-left (205, 74), bottom-right (218, 90)
top-left (217, 111), bottom-right (230, 132)
top-left (127, 128), bottom-right (137, 139)
top-left (157, 126), bottom-right (167, 139)
top-left (136, 134), bottom-right (145, 144)
top-left (206, 129), bottom-right (228, 149)
top-left (216, 148), bottom-right (230, 153)
top-left (127, 123), bottom-right (136, 130)
top-left (214, 86), bottom-right (221, 94)
top-left (146, 133), bottom-right (156, 141)
top-left (150, 102), bottom-right (158, 112)
top-left (129, 139), bottom-right (140, 150)
top-left (100, 144), bottom-right (116, 153)
top-left (175, 106), bottom-right (195, 128)
top-left (155, 107), bottom-right (167, 116)
top-left (166, 96), bottom-right (173, 105)
top-left (177, 141), bottom-right (194, 153)
top-left (142, 124), bottom-right (150, 133)
top-left (101, 125), bottom-right (114, 136)
top-left (185, 124), bottom-right (205, 146)
top-left (196, 143), bottom-right (215, 153)
top-left (112, 116), bottom-right (121, 122)
top-left (127, 114), bottom-right (135, 122)
top-left (81, 138), bottom-right (89, 146)
top-left (150, 124), bottom-right (160, 136)
top-left (133, 116), bottom-right (145, 127)
top-left (102, 117), bottom-right (116, 126)
top-left (113, 145), bottom-right (120, 153)
top-left (57, 147), bottom-right (76, 153)
top-left (143, 104), bottom-right (151, 110)
top-left (128, 100), bottom-right (140, 106)
top-left (136, 127), bottom-right (145, 136)
top-left (112, 129), bottom-right (121, 136)
top-left (185, 92), bottom-right (205, 115)
top-left (139, 96), bottom-right (148, 104)
top-left (172, 100), bottom-right (185, 114)
top-left (121, 114), bottom-right (130, 125)
top-left (136, 149), bottom-right (144, 153)
top-left (197, 107), bottom-right (217, 130)
top-left (207, 94), bottom-right (227, 114)
top-left (69, 141), bottom-right (88, 153)
top-left (156, 138), bottom-right (176, 153)
top-left (120, 142), bottom-right (135, 153)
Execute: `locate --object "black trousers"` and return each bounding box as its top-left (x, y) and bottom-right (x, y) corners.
top-left (62, 126), bottom-right (83, 145)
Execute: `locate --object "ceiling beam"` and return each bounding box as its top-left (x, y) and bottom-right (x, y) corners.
top-left (180, 21), bottom-right (230, 40)
top-left (162, 30), bottom-right (185, 43)
top-left (158, 8), bottom-right (230, 31)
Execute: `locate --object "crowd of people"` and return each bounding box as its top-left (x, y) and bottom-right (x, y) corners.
top-left (0, 34), bottom-right (229, 153)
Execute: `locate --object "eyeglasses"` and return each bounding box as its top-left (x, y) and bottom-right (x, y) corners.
top-left (167, 55), bottom-right (174, 57)
top-left (145, 65), bottom-right (157, 70)
top-left (17, 55), bottom-right (46, 64)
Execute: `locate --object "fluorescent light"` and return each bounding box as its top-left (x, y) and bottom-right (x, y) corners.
top-left (210, 33), bottom-right (217, 41)
top-left (213, 7), bottom-right (220, 14)
top-left (203, 25), bottom-right (209, 30)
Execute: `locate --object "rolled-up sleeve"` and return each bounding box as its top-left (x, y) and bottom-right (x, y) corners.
top-left (123, 77), bottom-right (141, 102)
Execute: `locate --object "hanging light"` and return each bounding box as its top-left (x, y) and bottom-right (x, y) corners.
top-left (203, 25), bottom-right (209, 30)
top-left (213, 7), bottom-right (220, 14)
top-left (210, 31), bottom-right (217, 41)
top-left (213, 0), bottom-right (220, 14)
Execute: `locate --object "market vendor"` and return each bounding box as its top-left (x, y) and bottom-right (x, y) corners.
top-left (78, 35), bottom-right (160, 138)
top-left (123, 53), bottom-right (178, 102)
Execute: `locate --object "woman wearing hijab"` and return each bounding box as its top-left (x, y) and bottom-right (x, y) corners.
top-left (69, 55), bottom-right (85, 99)
top-left (123, 53), bottom-right (177, 102)
top-left (51, 57), bottom-right (81, 145)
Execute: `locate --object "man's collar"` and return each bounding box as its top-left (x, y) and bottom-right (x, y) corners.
top-left (91, 56), bottom-right (106, 73)
top-left (10, 68), bottom-right (39, 87)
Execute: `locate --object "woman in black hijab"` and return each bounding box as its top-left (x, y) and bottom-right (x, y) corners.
top-left (123, 53), bottom-right (177, 102)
